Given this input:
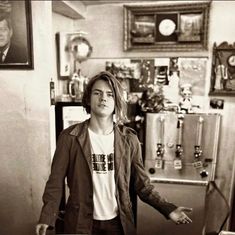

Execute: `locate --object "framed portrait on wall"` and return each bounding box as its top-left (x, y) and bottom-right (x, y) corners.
top-left (178, 13), bottom-right (203, 42)
top-left (0, 0), bottom-right (33, 69)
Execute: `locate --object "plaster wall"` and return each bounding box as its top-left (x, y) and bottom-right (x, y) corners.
top-left (0, 2), bottom-right (54, 235)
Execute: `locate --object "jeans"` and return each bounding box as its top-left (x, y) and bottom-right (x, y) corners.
top-left (92, 216), bottom-right (124, 235)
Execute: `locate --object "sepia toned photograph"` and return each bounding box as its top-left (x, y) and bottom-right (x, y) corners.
top-left (178, 13), bottom-right (203, 42)
top-left (0, 0), bottom-right (33, 69)
top-left (131, 15), bottom-right (155, 44)
top-left (1, 1), bottom-right (235, 235)
top-left (210, 98), bottom-right (224, 109)
top-left (209, 42), bottom-right (235, 96)
top-left (123, 2), bottom-right (210, 51)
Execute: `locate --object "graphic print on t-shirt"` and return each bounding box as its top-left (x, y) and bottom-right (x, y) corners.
top-left (88, 128), bottom-right (118, 220)
top-left (92, 153), bottom-right (114, 173)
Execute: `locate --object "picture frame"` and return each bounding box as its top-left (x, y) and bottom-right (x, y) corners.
top-left (0, 0), bottom-right (33, 69)
top-left (56, 32), bottom-right (72, 78)
top-left (123, 2), bottom-right (211, 52)
top-left (209, 42), bottom-right (235, 96)
top-left (56, 31), bottom-right (93, 79)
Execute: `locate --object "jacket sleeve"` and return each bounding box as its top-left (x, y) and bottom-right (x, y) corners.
top-left (130, 133), bottom-right (177, 218)
top-left (38, 131), bottom-right (70, 227)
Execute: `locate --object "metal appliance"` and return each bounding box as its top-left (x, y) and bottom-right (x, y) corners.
top-left (55, 102), bottom-right (90, 140)
top-left (137, 112), bottom-right (221, 235)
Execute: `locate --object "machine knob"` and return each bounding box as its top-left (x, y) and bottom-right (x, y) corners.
top-left (149, 168), bottom-right (156, 174)
top-left (200, 170), bottom-right (208, 178)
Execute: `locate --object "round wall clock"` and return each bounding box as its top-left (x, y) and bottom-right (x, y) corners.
top-left (227, 54), bottom-right (235, 67)
top-left (158, 19), bottom-right (176, 36)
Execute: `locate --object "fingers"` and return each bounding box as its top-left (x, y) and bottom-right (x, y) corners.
top-left (176, 214), bottom-right (192, 225)
top-left (179, 207), bottom-right (193, 213)
top-left (35, 225), bottom-right (41, 235)
top-left (36, 224), bottom-right (48, 235)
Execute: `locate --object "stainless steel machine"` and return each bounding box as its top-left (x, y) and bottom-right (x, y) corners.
top-left (137, 112), bottom-right (221, 235)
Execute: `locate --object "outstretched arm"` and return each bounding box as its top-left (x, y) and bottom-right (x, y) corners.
top-left (169, 207), bottom-right (193, 225)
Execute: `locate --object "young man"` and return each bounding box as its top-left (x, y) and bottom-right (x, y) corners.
top-left (36, 71), bottom-right (192, 235)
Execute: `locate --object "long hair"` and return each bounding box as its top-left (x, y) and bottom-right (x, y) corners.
top-left (82, 71), bottom-right (128, 124)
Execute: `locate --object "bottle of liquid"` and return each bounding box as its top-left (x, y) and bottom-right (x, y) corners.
top-left (69, 69), bottom-right (85, 102)
top-left (50, 78), bottom-right (55, 105)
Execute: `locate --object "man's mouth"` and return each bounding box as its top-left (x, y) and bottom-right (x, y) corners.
top-left (99, 103), bottom-right (107, 108)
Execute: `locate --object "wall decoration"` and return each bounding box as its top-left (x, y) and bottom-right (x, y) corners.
top-left (155, 66), bottom-right (169, 85)
top-left (129, 59), bottom-right (155, 92)
top-left (105, 57), bottom-right (207, 101)
top-left (105, 60), bottom-right (136, 80)
top-left (56, 32), bottom-right (71, 77)
top-left (56, 31), bottom-right (92, 78)
top-left (105, 59), bottom-right (155, 92)
top-left (178, 13), bottom-right (203, 42)
top-left (0, 0), bottom-right (33, 69)
top-left (131, 14), bottom-right (155, 44)
top-left (178, 57), bottom-right (208, 96)
top-left (209, 42), bottom-right (235, 96)
top-left (123, 2), bottom-right (210, 51)
top-left (210, 98), bottom-right (224, 109)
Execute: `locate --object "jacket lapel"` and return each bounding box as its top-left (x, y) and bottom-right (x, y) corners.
top-left (70, 120), bottom-right (93, 175)
top-left (78, 130), bottom-right (93, 174)
top-left (114, 126), bottom-right (126, 183)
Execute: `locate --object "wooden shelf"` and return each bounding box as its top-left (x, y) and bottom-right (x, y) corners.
top-left (52, 0), bottom-right (86, 19)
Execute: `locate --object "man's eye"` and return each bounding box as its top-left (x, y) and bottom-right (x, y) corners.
top-left (93, 91), bottom-right (101, 95)
top-left (107, 93), bottom-right (114, 97)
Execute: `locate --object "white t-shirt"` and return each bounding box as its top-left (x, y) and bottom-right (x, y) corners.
top-left (88, 128), bottom-right (118, 220)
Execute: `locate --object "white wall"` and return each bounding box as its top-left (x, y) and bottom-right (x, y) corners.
top-left (0, 2), bottom-right (54, 235)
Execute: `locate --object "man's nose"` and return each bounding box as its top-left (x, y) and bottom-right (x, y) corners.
top-left (100, 92), bottom-right (107, 101)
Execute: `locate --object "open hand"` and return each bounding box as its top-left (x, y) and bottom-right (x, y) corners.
top-left (169, 207), bottom-right (193, 225)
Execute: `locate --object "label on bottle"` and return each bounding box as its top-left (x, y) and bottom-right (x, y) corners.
top-left (50, 79), bottom-right (55, 105)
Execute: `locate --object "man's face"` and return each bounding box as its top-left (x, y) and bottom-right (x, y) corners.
top-left (90, 79), bottom-right (115, 118)
top-left (0, 19), bottom-right (12, 48)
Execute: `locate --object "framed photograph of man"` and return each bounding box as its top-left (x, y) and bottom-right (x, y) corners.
top-left (0, 0), bottom-right (33, 69)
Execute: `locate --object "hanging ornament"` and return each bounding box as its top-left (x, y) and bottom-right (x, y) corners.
top-left (68, 33), bottom-right (92, 63)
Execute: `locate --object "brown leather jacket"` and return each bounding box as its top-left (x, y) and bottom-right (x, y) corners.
top-left (38, 119), bottom-right (177, 235)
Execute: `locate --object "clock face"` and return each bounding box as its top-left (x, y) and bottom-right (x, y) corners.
top-left (158, 19), bottom-right (176, 36)
top-left (228, 55), bottom-right (235, 67)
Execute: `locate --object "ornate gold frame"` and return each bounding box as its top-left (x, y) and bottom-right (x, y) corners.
top-left (123, 2), bottom-right (211, 52)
